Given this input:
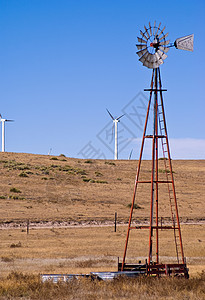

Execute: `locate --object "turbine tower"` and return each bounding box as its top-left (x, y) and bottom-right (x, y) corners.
top-left (106, 109), bottom-right (124, 160)
top-left (0, 114), bottom-right (14, 152)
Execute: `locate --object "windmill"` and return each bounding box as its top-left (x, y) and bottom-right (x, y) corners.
top-left (0, 114), bottom-right (14, 152)
top-left (106, 109), bottom-right (125, 160)
top-left (119, 22), bottom-right (193, 278)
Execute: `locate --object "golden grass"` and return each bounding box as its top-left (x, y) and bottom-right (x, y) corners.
top-left (0, 153), bottom-right (204, 297)
top-left (0, 153), bottom-right (204, 224)
top-left (0, 224), bottom-right (204, 277)
top-left (0, 271), bottom-right (204, 300)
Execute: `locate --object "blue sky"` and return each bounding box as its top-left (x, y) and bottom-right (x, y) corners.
top-left (0, 0), bottom-right (204, 159)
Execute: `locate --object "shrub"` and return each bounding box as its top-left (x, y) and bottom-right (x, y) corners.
top-left (50, 157), bottom-right (58, 161)
top-left (95, 171), bottom-right (103, 177)
top-left (105, 161), bottom-right (115, 166)
top-left (127, 203), bottom-right (142, 209)
top-left (84, 160), bottom-right (93, 164)
top-left (95, 180), bottom-right (108, 184)
top-left (19, 172), bottom-right (29, 178)
top-left (10, 242), bottom-right (22, 248)
top-left (0, 196), bottom-right (6, 199)
top-left (10, 187), bottom-right (21, 193)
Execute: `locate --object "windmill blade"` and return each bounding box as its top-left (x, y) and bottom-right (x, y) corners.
top-left (159, 39), bottom-right (170, 46)
top-left (143, 60), bottom-right (162, 69)
top-left (139, 51), bottom-right (149, 63)
top-left (154, 52), bottom-right (164, 64)
top-left (136, 44), bottom-right (147, 51)
top-left (116, 114), bottom-right (125, 121)
top-left (144, 25), bottom-right (150, 38)
top-left (158, 26), bottom-right (166, 38)
top-left (106, 109), bottom-right (114, 120)
top-left (153, 20), bottom-right (156, 35)
top-left (155, 22), bottom-right (161, 36)
top-left (5, 119), bottom-right (14, 122)
top-left (136, 48), bottom-right (147, 57)
top-left (159, 32), bottom-right (169, 42)
top-left (174, 34), bottom-right (194, 51)
top-left (157, 49), bottom-right (167, 60)
top-left (146, 53), bottom-right (158, 63)
top-left (149, 22), bottom-right (152, 36)
top-left (137, 37), bottom-right (146, 44)
top-left (140, 30), bottom-right (148, 40)
top-left (159, 46), bottom-right (169, 53)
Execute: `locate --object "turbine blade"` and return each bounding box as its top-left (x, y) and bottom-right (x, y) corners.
top-left (136, 48), bottom-right (147, 57)
top-left (159, 46), bottom-right (169, 53)
top-left (155, 22), bottom-right (161, 36)
top-left (106, 109), bottom-right (114, 120)
top-left (159, 39), bottom-right (170, 46)
top-left (144, 25), bottom-right (150, 38)
top-left (157, 49), bottom-right (167, 60)
top-left (136, 44), bottom-right (147, 51)
top-left (116, 114), bottom-right (125, 120)
top-left (139, 51), bottom-right (149, 63)
top-left (159, 32), bottom-right (169, 42)
top-left (140, 30), bottom-right (148, 40)
top-left (137, 37), bottom-right (146, 44)
top-left (5, 119), bottom-right (14, 122)
top-left (149, 22), bottom-right (152, 36)
top-left (158, 26), bottom-right (166, 38)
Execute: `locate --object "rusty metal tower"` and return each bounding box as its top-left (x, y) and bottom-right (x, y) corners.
top-left (119, 22), bottom-right (193, 277)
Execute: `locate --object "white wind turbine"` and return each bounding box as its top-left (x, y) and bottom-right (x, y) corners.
top-left (0, 114), bottom-right (14, 152)
top-left (106, 109), bottom-right (125, 160)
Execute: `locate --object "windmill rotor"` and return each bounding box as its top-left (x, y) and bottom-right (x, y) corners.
top-left (136, 22), bottom-right (194, 69)
top-left (136, 22), bottom-right (170, 69)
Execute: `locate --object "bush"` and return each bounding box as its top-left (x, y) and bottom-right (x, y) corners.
top-left (105, 161), bottom-right (115, 166)
top-left (19, 172), bottom-right (29, 178)
top-left (50, 157), bottom-right (58, 161)
top-left (10, 187), bottom-right (21, 193)
top-left (127, 203), bottom-right (142, 209)
top-left (10, 242), bottom-right (22, 248)
top-left (84, 160), bottom-right (93, 164)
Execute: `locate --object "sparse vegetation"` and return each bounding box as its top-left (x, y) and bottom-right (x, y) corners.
top-left (10, 187), bottom-right (21, 193)
top-left (84, 160), bottom-right (93, 164)
top-left (105, 161), bottom-right (115, 166)
top-left (10, 241), bottom-right (22, 248)
top-left (0, 195), bottom-right (6, 199)
top-left (50, 157), bottom-right (58, 161)
top-left (127, 203), bottom-right (142, 209)
top-left (19, 172), bottom-right (29, 177)
top-left (0, 271), bottom-right (203, 299)
top-left (95, 171), bottom-right (103, 177)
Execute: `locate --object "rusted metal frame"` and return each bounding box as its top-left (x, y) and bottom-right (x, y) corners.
top-left (148, 68), bottom-right (157, 264)
top-left (145, 135), bottom-right (166, 138)
top-left (157, 79), bottom-right (179, 262)
top-left (155, 68), bottom-right (159, 264)
top-left (121, 70), bottom-right (155, 271)
top-left (158, 68), bottom-right (185, 264)
top-left (136, 180), bottom-right (172, 183)
top-left (129, 225), bottom-right (178, 229)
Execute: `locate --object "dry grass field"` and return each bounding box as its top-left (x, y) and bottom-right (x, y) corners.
top-left (0, 152), bottom-right (204, 298)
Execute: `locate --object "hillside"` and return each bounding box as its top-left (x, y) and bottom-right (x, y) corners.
top-left (0, 152), bottom-right (204, 225)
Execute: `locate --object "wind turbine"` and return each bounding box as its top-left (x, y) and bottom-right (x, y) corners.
top-left (0, 114), bottom-right (14, 152)
top-left (106, 109), bottom-right (125, 160)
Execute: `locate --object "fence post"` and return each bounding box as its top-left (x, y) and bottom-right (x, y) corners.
top-left (114, 212), bottom-right (117, 232)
